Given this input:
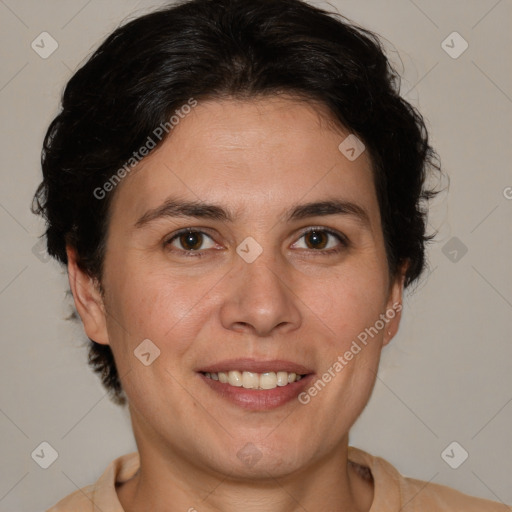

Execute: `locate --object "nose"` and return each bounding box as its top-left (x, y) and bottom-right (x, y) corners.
top-left (219, 250), bottom-right (302, 338)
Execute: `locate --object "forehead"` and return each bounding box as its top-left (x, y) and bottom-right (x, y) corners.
top-left (109, 96), bottom-right (379, 227)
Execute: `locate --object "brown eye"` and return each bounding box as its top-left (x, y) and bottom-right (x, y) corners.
top-left (178, 231), bottom-right (203, 250)
top-left (293, 227), bottom-right (348, 254)
top-left (304, 230), bottom-right (329, 250)
top-left (165, 229), bottom-right (216, 253)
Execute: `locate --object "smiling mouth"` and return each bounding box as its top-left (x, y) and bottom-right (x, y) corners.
top-left (201, 370), bottom-right (305, 390)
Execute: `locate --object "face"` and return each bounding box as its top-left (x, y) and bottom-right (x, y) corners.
top-left (71, 95), bottom-right (405, 479)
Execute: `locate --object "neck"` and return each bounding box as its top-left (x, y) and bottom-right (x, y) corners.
top-left (117, 433), bottom-right (373, 512)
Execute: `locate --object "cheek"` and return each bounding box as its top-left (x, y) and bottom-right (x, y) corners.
top-left (101, 269), bottom-right (205, 409)
top-left (104, 262), bottom-right (217, 356)
top-left (315, 263), bottom-right (389, 343)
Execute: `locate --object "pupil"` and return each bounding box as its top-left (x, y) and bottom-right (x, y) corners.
top-left (181, 232), bottom-right (202, 250)
top-left (307, 230), bottom-right (327, 249)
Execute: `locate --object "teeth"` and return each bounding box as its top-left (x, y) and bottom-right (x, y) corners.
top-left (259, 372), bottom-right (276, 390)
top-left (276, 371), bottom-right (288, 386)
top-left (204, 370), bottom-right (305, 389)
top-left (242, 371), bottom-right (258, 389)
top-left (228, 370), bottom-right (243, 387)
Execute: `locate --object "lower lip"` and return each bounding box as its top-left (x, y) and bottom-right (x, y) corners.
top-left (199, 373), bottom-right (315, 411)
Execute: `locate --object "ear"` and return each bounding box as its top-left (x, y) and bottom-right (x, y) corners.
top-left (382, 261), bottom-right (408, 347)
top-left (66, 246), bottom-right (110, 346)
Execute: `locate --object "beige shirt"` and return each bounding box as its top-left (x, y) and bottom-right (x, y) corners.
top-left (46, 446), bottom-right (511, 511)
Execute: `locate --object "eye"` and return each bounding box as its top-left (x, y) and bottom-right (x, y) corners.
top-left (164, 229), bottom-right (217, 255)
top-left (164, 227), bottom-right (348, 257)
top-left (292, 227), bottom-right (348, 254)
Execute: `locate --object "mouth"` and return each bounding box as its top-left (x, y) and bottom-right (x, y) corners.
top-left (196, 359), bottom-right (314, 410)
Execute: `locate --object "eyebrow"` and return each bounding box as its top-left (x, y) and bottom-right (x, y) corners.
top-left (134, 197), bottom-right (371, 229)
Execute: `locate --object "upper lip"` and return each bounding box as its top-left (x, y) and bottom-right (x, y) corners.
top-left (196, 358), bottom-right (314, 375)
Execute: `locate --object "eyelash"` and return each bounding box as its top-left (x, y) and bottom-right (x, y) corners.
top-left (163, 227), bottom-right (349, 258)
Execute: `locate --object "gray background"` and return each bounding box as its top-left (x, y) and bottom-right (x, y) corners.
top-left (0, 0), bottom-right (511, 510)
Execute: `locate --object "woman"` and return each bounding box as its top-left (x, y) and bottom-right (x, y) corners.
top-left (33, 0), bottom-right (510, 510)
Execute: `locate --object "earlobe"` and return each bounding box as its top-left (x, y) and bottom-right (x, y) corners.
top-left (383, 305), bottom-right (402, 346)
top-left (66, 246), bottom-right (110, 345)
top-left (383, 262), bottom-right (408, 346)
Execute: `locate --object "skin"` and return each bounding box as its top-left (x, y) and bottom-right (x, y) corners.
top-left (67, 95), bottom-right (407, 512)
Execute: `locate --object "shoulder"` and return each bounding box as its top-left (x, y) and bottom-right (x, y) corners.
top-left (400, 475), bottom-right (511, 511)
top-left (348, 446), bottom-right (511, 512)
top-left (45, 485), bottom-right (95, 511)
top-left (45, 452), bottom-right (139, 511)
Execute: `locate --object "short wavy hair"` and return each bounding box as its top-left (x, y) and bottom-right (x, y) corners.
top-left (32, 0), bottom-right (441, 405)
